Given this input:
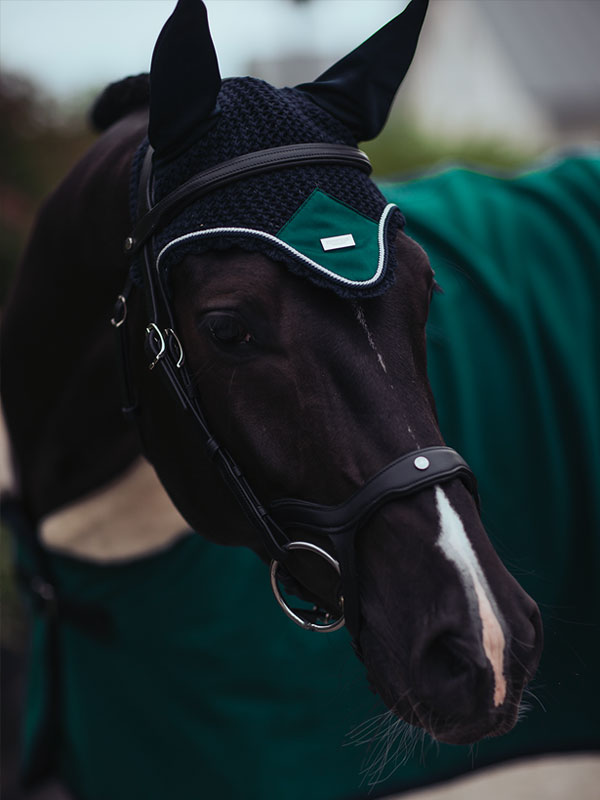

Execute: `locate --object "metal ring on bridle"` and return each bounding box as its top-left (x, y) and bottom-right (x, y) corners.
top-left (270, 541), bottom-right (345, 633)
top-left (166, 328), bottom-right (185, 368)
top-left (110, 294), bottom-right (127, 328)
top-left (146, 322), bottom-right (166, 370)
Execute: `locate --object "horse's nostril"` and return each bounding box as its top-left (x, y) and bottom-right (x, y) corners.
top-left (413, 632), bottom-right (489, 718)
top-left (508, 599), bottom-right (543, 676)
top-left (521, 603), bottom-right (544, 675)
top-left (530, 604), bottom-right (543, 642)
top-left (423, 635), bottom-right (470, 679)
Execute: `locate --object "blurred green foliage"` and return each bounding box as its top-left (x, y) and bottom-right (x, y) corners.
top-left (364, 114), bottom-right (537, 178)
top-left (0, 73), bottom-right (96, 304)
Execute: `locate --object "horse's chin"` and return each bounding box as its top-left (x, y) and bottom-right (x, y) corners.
top-left (365, 667), bottom-right (526, 746)
top-left (420, 703), bottom-right (523, 745)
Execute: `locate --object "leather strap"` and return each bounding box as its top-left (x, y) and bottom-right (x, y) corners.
top-left (271, 446), bottom-right (479, 640)
top-left (270, 447), bottom-right (479, 535)
top-left (110, 275), bottom-right (138, 420)
top-left (126, 143), bottom-right (372, 254)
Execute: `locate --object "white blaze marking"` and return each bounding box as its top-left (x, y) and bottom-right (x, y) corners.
top-left (354, 304), bottom-right (388, 373)
top-left (435, 486), bottom-right (507, 707)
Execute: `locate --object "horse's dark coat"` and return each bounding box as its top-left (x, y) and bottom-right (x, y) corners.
top-left (1, 1), bottom-right (567, 797)
top-left (9, 152), bottom-right (598, 800)
top-left (1, 113), bottom-right (146, 519)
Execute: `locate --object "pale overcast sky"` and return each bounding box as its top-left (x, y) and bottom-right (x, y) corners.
top-left (0, 0), bottom-right (407, 99)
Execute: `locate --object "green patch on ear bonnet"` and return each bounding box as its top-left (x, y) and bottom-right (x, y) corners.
top-left (154, 185), bottom-right (401, 298)
top-left (277, 189), bottom-right (397, 288)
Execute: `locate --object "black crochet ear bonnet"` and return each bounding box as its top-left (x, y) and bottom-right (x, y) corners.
top-left (131, 0), bottom-right (428, 298)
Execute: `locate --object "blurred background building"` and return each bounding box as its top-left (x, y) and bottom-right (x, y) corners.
top-left (400, 0), bottom-right (600, 146)
top-left (250, 0), bottom-right (600, 148)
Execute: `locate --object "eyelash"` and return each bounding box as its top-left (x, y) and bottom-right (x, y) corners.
top-left (206, 314), bottom-right (254, 346)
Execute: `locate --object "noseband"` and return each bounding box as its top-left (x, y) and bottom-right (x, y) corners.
top-left (115, 142), bottom-right (479, 643)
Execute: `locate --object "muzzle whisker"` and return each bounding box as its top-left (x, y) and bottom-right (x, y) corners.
top-left (345, 708), bottom-right (395, 746)
top-left (360, 717), bottom-right (402, 788)
top-left (346, 694), bottom-right (434, 790)
top-left (522, 685), bottom-right (547, 713)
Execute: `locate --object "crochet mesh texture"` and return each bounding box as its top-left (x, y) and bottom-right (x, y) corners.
top-left (132, 77), bottom-right (404, 297)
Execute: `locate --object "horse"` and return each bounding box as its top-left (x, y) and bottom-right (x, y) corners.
top-left (1, 0), bottom-right (557, 797)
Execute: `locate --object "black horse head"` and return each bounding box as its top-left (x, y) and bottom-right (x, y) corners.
top-left (119, 0), bottom-right (543, 745)
top-left (12, 0), bottom-right (538, 748)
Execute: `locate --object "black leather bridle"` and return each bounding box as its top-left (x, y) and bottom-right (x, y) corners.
top-left (114, 141), bottom-right (479, 642)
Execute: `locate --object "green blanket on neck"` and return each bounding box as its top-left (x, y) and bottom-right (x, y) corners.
top-left (19, 151), bottom-right (600, 799)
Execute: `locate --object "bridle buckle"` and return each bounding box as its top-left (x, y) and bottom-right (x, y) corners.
top-left (146, 322), bottom-right (166, 370)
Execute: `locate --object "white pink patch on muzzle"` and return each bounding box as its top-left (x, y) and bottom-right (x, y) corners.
top-left (435, 486), bottom-right (507, 707)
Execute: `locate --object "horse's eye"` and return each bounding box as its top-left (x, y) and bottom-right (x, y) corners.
top-left (207, 314), bottom-right (253, 346)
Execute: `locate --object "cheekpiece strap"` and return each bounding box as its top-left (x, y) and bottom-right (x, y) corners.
top-left (125, 143), bottom-right (372, 255)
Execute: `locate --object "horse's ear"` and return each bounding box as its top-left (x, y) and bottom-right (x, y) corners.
top-left (296, 0), bottom-right (428, 142)
top-left (148, 0), bottom-right (221, 159)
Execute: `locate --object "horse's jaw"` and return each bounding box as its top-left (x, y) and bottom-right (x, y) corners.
top-left (355, 481), bottom-right (543, 745)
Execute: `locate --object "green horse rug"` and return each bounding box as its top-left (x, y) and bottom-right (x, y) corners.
top-left (12, 149), bottom-right (599, 800)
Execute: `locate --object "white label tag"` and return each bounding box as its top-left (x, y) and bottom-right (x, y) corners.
top-left (320, 233), bottom-right (356, 252)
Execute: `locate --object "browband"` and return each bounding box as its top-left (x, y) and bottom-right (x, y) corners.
top-left (125, 143), bottom-right (372, 255)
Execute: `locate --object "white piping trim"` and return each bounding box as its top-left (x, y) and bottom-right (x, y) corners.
top-left (155, 203), bottom-right (397, 288)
